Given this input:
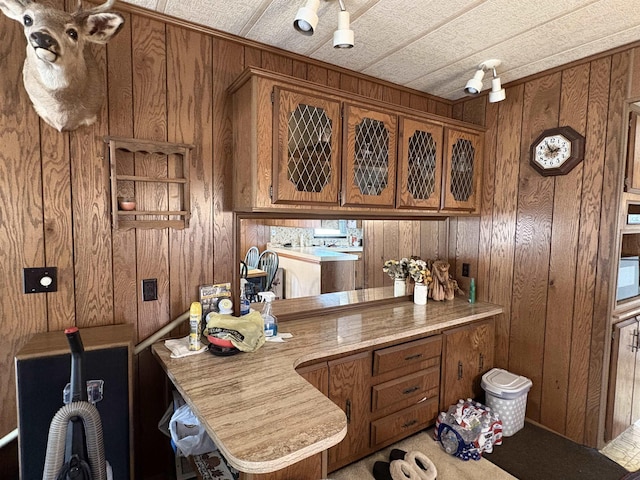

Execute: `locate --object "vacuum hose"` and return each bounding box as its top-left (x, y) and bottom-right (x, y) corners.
top-left (41, 401), bottom-right (106, 480)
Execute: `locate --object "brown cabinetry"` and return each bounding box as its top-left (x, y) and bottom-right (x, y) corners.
top-left (342, 104), bottom-right (397, 207)
top-left (441, 127), bottom-right (483, 213)
top-left (440, 319), bottom-right (495, 409)
top-left (231, 67), bottom-right (484, 216)
top-left (327, 352), bottom-right (372, 472)
top-left (606, 316), bottom-right (640, 440)
top-left (370, 336), bottom-right (441, 450)
top-left (273, 87), bottom-right (342, 205)
top-left (396, 117), bottom-right (443, 210)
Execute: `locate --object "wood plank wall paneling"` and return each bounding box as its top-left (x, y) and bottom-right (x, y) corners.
top-left (3, 1), bottom-right (640, 474)
top-left (510, 73), bottom-right (562, 423)
top-left (588, 50), bottom-right (629, 445)
top-left (539, 63), bottom-right (589, 433)
top-left (452, 50), bottom-right (637, 448)
top-left (566, 57), bottom-right (611, 442)
top-left (0, 5), bottom-right (454, 475)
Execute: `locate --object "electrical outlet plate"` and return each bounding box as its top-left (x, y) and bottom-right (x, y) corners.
top-left (23, 267), bottom-right (57, 293)
top-left (462, 263), bottom-right (470, 277)
top-left (142, 278), bottom-right (158, 301)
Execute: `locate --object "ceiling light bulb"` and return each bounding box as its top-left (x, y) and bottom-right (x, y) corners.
top-left (333, 10), bottom-right (354, 48)
top-left (464, 69), bottom-right (485, 95)
top-left (489, 74), bottom-right (506, 103)
top-left (294, 0), bottom-right (320, 36)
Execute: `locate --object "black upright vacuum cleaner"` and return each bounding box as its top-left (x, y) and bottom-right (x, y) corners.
top-left (41, 327), bottom-right (108, 480)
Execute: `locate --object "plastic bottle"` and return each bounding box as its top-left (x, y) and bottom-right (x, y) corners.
top-left (189, 301), bottom-right (202, 351)
top-left (258, 291), bottom-right (278, 337)
top-left (469, 278), bottom-right (476, 304)
top-left (239, 278), bottom-right (250, 316)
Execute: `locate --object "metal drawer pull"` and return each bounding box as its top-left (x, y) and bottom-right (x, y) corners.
top-left (403, 386), bottom-right (420, 395)
top-left (402, 419), bottom-right (418, 428)
top-left (479, 353), bottom-right (484, 372)
top-left (458, 361), bottom-right (463, 379)
top-left (405, 353), bottom-right (423, 361)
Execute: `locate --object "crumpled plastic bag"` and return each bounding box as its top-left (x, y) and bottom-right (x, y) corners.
top-left (169, 403), bottom-right (217, 456)
top-left (205, 310), bottom-right (265, 352)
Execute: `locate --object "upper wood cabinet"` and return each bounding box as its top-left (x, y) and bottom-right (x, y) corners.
top-left (273, 87), bottom-right (342, 205)
top-left (342, 104), bottom-right (397, 207)
top-left (441, 127), bottom-right (483, 213)
top-left (396, 117), bottom-right (443, 210)
top-left (230, 67), bottom-right (484, 216)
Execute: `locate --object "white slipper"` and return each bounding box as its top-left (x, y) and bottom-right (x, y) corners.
top-left (389, 459), bottom-right (422, 480)
top-left (405, 451), bottom-right (437, 480)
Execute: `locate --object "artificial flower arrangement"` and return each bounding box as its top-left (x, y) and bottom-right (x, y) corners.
top-left (407, 257), bottom-right (433, 286)
top-left (382, 258), bottom-right (410, 279)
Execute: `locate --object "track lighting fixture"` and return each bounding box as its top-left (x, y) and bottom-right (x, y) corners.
top-left (488, 67), bottom-right (506, 103)
top-left (294, 0), bottom-right (320, 36)
top-left (294, 0), bottom-right (355, 48)
top-left (333, 0), bottom-right (354, 48)
top-left (463, 59), bottom-right (506, 103)
top-left (464, 69), bottom-right (485, 95)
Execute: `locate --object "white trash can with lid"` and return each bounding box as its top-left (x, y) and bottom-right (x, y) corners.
top-left (481, 368), bottom-right (532, 436)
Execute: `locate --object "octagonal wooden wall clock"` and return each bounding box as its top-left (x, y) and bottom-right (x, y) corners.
top-left (529, 126), bottom-right (585, 176)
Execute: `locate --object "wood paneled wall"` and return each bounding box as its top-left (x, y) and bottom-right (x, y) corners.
top-left (451, 49), bottom-right (640, 447)
top-left (0, 4), bottom-right (452, 477)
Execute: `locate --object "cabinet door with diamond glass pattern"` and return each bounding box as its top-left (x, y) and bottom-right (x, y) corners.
top-left (272, 87), bottom-right (341, 205)
top-left (396, 117), bottom-right (443, 210)
top-left (342, 104), bottom-right (397, 207)
top-left (441, 128), bottom-right (482, 212)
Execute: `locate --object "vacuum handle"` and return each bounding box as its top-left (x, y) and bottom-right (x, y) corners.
top-left (64, 327), bottom-right (87, 402)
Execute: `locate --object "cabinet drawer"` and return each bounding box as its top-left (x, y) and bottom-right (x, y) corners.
top-left (373, 336), bottom-right (442, 377)
top-left (372, 367), bottom-right (439, 413)
top-left (370, 398), bottom-right (438, 448)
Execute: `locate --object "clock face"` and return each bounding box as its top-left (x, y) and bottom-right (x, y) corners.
top-left (533, 134), bottom-right (572, 169)
top-left (529, 126), bottom-right (585, 176)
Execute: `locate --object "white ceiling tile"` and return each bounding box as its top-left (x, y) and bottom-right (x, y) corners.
top-left (119, 0), bottom-right (640, 100)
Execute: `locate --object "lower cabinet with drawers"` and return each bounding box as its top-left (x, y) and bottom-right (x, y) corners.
top-left (295, 318), bottom-right (495, 475)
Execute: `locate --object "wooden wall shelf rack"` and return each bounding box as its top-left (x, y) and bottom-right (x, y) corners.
top-left (105, 136), bottom-right (194, 230)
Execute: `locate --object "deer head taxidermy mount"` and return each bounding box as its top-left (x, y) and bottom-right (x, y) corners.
top-left (0, 0), bottom-right (124, 132)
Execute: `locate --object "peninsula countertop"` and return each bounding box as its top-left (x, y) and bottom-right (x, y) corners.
top-left (151, 291), bottom-right (503, 474)
top-left (269, 246), bottom-right (359, 262)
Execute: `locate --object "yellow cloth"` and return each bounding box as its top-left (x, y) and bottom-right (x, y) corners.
top-left (205, 311), bottom-right (265, 352)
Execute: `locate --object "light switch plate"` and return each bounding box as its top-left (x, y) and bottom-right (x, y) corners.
top-left (23, 267), bottom-right (57, 293)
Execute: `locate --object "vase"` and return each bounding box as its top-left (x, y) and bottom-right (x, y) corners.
top-left (414, 282), bottom-right (428, 305)
top-left (394, 278), bottom-right (406, 297)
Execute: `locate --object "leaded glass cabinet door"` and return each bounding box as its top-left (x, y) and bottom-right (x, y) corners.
top-left (342, 104), bottom-right (397, 207)
top-left (272, 87), bottom-right (341, 205)
top-left (442, 128), bottom-right (482, 212)
top-left (396, 117), bottom-right (443, 210)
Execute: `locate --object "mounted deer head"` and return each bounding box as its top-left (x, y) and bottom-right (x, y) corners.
top-left (0, 0), bottom-right (124, 131)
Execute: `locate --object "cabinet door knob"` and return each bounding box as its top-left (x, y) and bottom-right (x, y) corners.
top-left (345, 399), bottom-right (351, 424)
top-left (479, 353), bottom-right (485, 372)
top-left (458, 360), bottom-right (463, 380)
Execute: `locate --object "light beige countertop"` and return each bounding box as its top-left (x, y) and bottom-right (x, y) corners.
top-left (152, 290), bottom-right (503, 474)
top-left (269, 246), bottom-right (359, 262)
